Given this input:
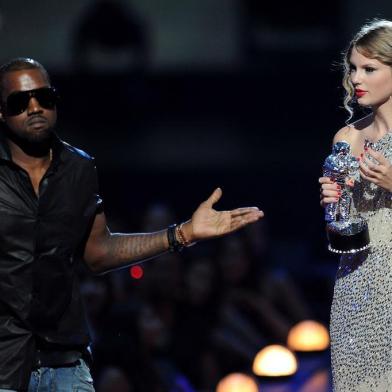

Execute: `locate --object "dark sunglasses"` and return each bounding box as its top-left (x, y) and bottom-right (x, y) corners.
top-left (4, 87), bottom-right (59, 116)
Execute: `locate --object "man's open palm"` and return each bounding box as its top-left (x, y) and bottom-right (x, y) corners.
top-left (190, 188), bottom-right (264, 241)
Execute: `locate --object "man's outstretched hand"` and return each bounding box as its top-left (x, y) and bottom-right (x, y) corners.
top-left (182, 188), bottom-right (264, 243)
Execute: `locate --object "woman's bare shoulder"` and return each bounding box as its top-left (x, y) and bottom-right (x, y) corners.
top-left (332, 114), bottom-right (372, 145)
top-left (333, 125), bottom-right (353, 144)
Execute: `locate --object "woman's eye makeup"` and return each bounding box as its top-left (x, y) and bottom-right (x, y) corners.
top-left (349, 63), bottom-right (377, 73)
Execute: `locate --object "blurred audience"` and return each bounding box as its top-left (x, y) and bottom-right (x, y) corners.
top-left (80, 203), bottom-right (313, 390)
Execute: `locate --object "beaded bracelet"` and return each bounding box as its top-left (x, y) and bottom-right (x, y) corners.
top-left (176, 223), bottom-right (197, 248)
top-left (175, 223), bottom-right (190, 247)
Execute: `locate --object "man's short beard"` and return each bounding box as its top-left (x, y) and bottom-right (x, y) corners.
top-left (17, 127), bottom-right (53, 144)
top-left (3, 125), bottom-right (54, 157)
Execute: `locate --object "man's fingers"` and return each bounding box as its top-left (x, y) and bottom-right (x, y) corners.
top-left (231, 211), bottom-right (263, 229)
top-left (230, 208), bottom-right (264, 221)
top-left (204, 187), bottom-right (222, 207)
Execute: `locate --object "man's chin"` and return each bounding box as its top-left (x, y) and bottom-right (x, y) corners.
top-left (5, 127), bottom-right (54, 148)
top-left (26, 131), bottom-right (52, 144)
top-left (18, 128), bottom-right (53, 144)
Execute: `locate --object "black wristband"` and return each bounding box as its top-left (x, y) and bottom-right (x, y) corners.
top-left (167, 224), bottom-right (183, 253)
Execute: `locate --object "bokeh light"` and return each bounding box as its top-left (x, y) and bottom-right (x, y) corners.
top-left (129, 265), bottom-right (144, 279)
top-left (287, 320), bottom-right (330, 352)
top-left (252, 345), bottom-right (297, 377)
top-left (216, 373), bottom-right (259, 392)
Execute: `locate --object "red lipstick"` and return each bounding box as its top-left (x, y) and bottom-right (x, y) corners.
top-left (355, 89), bottom-right (367, 98)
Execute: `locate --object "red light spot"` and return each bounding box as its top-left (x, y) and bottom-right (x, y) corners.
top-left (130, 265), bottom-right (144, 279)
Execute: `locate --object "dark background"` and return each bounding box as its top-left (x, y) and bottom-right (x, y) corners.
top-left (1, 1), bottom-right (392, 390)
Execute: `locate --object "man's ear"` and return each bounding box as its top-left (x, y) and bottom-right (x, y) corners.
top-left (0, 107), bottom-right (5, 122)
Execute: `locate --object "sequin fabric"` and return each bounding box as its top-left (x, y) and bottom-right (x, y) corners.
top-left (330, 133), bottom-right (392, 391)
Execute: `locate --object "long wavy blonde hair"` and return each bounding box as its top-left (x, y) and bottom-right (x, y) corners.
top-left (342, 19), bottom-right (392, 121)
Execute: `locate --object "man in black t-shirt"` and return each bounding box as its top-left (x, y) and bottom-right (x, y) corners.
top-left (0, 57), bottom-right (263, 391)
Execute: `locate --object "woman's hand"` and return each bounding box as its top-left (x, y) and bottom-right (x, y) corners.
top-left (359, 147), bottom-right (392, 192)
top-left (319, 177), bottom-right (341, 207)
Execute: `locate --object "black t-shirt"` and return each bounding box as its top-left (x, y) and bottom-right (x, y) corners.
top-left (0, 133), bottom-right (103, 390)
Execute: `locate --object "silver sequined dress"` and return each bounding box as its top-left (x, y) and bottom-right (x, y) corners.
top-left (330, 133), bottom-right (392, 391)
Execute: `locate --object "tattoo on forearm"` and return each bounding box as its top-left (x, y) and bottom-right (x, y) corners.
top-left (102, 230), bottom-right (168, 270)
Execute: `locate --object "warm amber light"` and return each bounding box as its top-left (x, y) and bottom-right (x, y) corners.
top-left (252, 345), bottom-right (297, 377)
top-left (216, 373), bottom-right (259, 392)
top-left (287, 320), bottom-right (330, 352)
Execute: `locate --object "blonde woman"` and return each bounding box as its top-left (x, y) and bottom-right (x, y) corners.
top-left (319, 19), bottom-right (392, 390)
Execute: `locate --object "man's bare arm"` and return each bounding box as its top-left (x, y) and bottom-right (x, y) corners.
top-left (84, 212), bottom-right (170, 273)
top-left (84, 188), bottom-right (264, 273)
